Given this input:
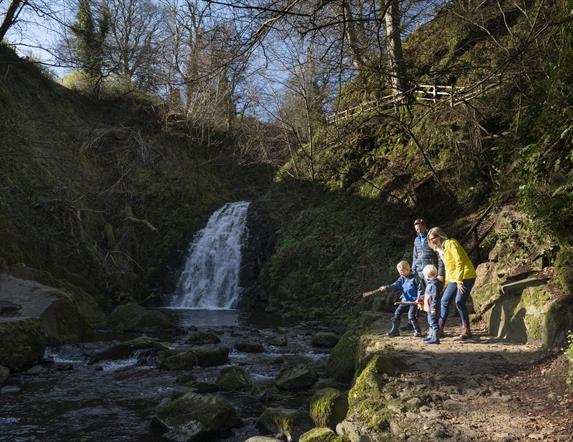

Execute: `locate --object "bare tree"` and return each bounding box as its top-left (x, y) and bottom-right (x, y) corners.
top-left (0, 0), bottom-right (27, 42)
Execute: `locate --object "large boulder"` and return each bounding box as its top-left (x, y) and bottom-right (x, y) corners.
top-left (257, 407), bottom-right (313, 442)
top-left (235, 341), bottom-right (264, 353)
top-left (312, 332), bottom-right (340, 349)
top-left (153, 392), bottom-right (239, 441)
top-left (109, 303), bottom-right (174, 332)
top-left (275, 363), bottom-right (318, 390)
top-left (0, 273), bottom-right (100, 370)
top-left (217, 366), bottom-right (252, 391)
top-left (325, 330), bottom-right (358, 382)
top-left (90, 336), bottom-right (170, 363)
top-left (310, 388), bottom-right (348, 430)
top-left (190, 344), bottom-right (230, 367)
top-left (480, 280), bottom-right (573, 347)
top-left (160, 350), bottom-right (198, 370)
top-left (187, 331), bottom-right (221, 345)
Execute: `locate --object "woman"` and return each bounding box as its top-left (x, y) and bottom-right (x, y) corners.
top-left (427, 227), bottom-right (476, 339)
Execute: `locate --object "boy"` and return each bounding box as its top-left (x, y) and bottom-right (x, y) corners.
top-left (422, 264), bottom-right (443, 344)
top-left (363, 260), bottom-right (423, 337)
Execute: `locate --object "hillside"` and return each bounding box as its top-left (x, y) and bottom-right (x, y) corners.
top-left (0, 44), bottom-right (272, 307)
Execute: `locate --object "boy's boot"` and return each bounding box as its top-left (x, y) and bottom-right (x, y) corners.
top-left (388, 318), bottom-right (400, 337)
top-left (438, 319), bottom-right (445, 338)
top-left (410, 319), bottom-right (423, 337)
top-left (424, 328), bottom-right (440, 344)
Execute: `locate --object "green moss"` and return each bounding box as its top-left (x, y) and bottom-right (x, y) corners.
top-left (217, 367), bottom-right (252, 391)
top-left (555, 247), bottom-right (573, 293)
top-left (0, 319), bottom-right (46, 371)
top-left (310, 388), bottom-right (349, 429)
top-left (300, 427), bottom-right (350, 442)
top-left (521, 287), bottom-right (552, 310)
top-left (566, 333), bottom-right (573, 389)
top-left (326, 329), bottom-right (359, 382)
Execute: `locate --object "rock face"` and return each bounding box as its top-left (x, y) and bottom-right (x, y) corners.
top-left (326, 330), bottom-right (358, 382)
top-left (275, 363), bottom-right (318, 390)
top-left (0, 273), bottom-right (101, 370)
top-left (153, 392), bottom-right (239, 441)
top-left (237, 204), bottom-right (275, 310)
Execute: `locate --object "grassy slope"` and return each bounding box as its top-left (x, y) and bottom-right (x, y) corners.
top-left (0, 45), bottom-right (271, 306)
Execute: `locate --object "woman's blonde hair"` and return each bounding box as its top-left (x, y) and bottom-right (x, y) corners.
top-left (427, 227), bottom-right (449, 250)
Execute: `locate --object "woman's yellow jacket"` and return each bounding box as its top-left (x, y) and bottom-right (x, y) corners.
top-left (439, 239), bottom-right (477, 284)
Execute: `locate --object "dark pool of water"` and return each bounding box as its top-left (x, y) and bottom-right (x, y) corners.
top-left (0, 310), bottom-right (330, 442)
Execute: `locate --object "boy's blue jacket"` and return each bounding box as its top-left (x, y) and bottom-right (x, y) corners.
top-left (386, 274), bottom-right (422, 302)
top-left (425, 278), bottom-right (443, 311)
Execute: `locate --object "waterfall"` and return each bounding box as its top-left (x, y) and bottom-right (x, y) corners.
top-left (170, 201), bottom-right (250, 309)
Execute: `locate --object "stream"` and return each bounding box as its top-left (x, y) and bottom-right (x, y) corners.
top-left (0, 310), bottom-right (333, 441)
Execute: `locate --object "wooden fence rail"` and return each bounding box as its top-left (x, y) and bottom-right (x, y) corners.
top-left (326, 78), bottom-right (503, 125)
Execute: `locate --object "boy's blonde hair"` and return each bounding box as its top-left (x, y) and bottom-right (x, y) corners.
top-left (422, 264), bottom-right (437, 279)
top-left (396, 260), bottom-right (411, 270)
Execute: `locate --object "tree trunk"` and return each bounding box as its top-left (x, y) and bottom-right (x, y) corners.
top-left (0, 0), bottom-right (26, 42)
top-left (382, 0), bottom-right (408, 99)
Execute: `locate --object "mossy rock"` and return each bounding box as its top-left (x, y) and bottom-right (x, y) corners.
top-left (267, 334), bottom-right (288, 346)
top-left (160, 350), bottom-right (198, 371)
top-left (275, 363), bottom-right (318, 390)
top-left (257, 407), bottom-right (313, 442)
top-left (325, 329), bottom-right (358, 382)
top-left (300, 427), bottom-right (350, 442)
top-left (0, 319), bottom-right (45, 371)
top-left (90, 336), bottom-right (159, 362)
top-left (217, 366), bottom-right (252, 391)
top-left (347, 353), bottom-right (405, 421)
top-left (311, 332), bottom-right (340, 349)
top-left (555, 247), bottom-right (573, 293)
top-left (153, 392), bottom-right (239, 441)
top-left (109, 303), bottom-right (173, 332)
top-left (471, 282), bottom-right (502, 315)
top-left (310, 388), bottom-right (349, 429)
top-left (190, 344), bottom-right (230, 367)
top-left (485, 282), bottom-right (573, 348)
top-left (187, 331), bottom-right (221, 345)
top-left (234, 341), bottom-right (264, 353)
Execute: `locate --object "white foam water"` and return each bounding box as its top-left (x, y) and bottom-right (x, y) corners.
top-left (170, 201), bottom-right (250, 309)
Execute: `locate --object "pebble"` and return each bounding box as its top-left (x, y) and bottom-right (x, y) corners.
top-left (434, 427), bottom-right (450, 438)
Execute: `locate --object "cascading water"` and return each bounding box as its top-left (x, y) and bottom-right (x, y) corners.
top-left (170, 201), bottom-right (250, 309)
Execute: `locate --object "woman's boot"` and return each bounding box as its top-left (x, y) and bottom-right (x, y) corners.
top-left (438, 319), bottom-right (445, 338)
top-left (388, 318), bottom-right (400, 337)
top-left (459, 324), bottom-right (472, 339)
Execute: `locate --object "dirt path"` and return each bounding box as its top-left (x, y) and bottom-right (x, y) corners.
top-left (357, 316), bottom-right (573, 441)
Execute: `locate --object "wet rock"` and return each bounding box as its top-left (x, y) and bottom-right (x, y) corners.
top-left (187, 331), bottom-right (221, 345)
top-left (191, 344), bottom-right (230, 367)
top-left (176, 372), bottom-right (197, 386)
top-left (310, 388), bottom-right (349, 430)
top-left (26, 365), bottom-right (47, 375)
top-left (0, 300), bottom-right (22, 315)
top-left (267, 334), bottom-right (288, 347)
top-left (153, 392), bottom-right (239, 441)
top-left (0, 365), bottom-right (9, 386)
top-left (109, 303), bottom-right (174, 333)
top-left (217, 366), bottom-right (252, 391)
top-left (160, 351), bottom-right (198, 370)
top-left (275, 363), bottom-right (318, 390)
top-left (312, 332), bottom-right (340, 349)
top-left (300, 427), bottom-right (349, 442)
top-left (189, 382), bottom-right (219, 394)
top-left (235, 341), bottom-right (264, 353)
top-left (90, 336), bottom-right (159, 362)
top-left (172, 385), bottom-right (194, 399)
top-left (257, 407), bottom-right (313, 442)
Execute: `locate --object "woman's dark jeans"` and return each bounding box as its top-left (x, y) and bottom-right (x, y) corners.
top-left (439, 278), bottom-right (475, 327)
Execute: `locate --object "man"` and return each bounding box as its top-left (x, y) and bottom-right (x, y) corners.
top-left (412, 218), bottom-right (445, 288)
